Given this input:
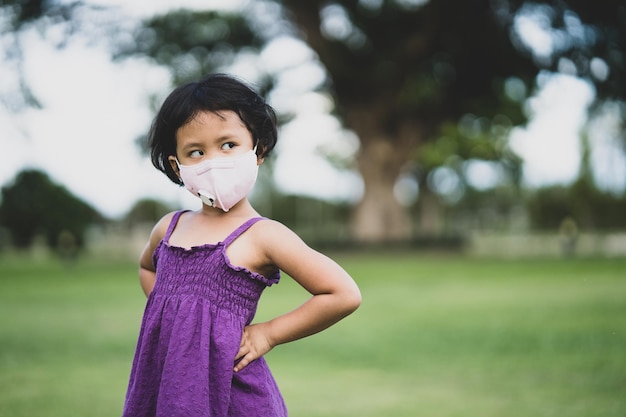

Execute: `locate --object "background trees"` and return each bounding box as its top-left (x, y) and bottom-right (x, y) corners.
top-left (0, 169), bottom-right (102, 253)
top-left (279, 0), bottom-right (535, 241)
top-left (118, 0), bottom-right (625, 241)
top-left (1, 0), bottom-right (625, 247)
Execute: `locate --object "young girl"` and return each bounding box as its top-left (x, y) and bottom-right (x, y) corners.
top-left (122, 74), bottom-right (362, 417)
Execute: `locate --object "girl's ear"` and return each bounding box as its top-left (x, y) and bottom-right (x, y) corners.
top-left (255, 144), bottom-right (266, 165)
top-left (167, 155), bottom-right (180, 177)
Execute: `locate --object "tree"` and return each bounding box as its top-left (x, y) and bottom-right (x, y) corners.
top-left (123, 198), bottom-right (173, 228)
top-left (278, 0), bottom-right (534, 240)
top-left (501, 0), bottom-right (626, 107)
top-left (0, 169), bottom-right (102, 252)
top-left (0, 0), bottom-right (97, 111)
top-left (527, 178), bottom-right (626, 231)
top-left (4, 0), bottom-right (626, 242)
top-left (105, 0), bottom-right (535, 241)
top-left (278, 0), bottom-right (626, 240)
top-left (102, 0), bottom-right (626, 240)
top-left (112, 9), bottom-right (268, 86)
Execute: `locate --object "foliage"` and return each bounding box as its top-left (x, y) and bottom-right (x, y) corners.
top-left (281, 0), bottom-right (535, 120)
top-left (111, 0), bottom-right (626, 236)
top-left (112, 9), bottom-right (269, 87)
top-left (417, 118), bottom-right (523, 198)
top-left (280, 0), bottom-right (626, 170)
top-left (0, 0), bottom-right (74, 28)
top-left (527, 178), bottom-right (626, 230)
top-left (0, 0), bottom-right (89, 110)
top-left (276, 0), bottom-right (626, 236)
top-left (503, 0), bottom-right (626, 149)
top-left (437, 186), bottom-right (524, 233)
top-left (122, 198), bottom-right (173, 227)
top-left (2, 0), bottom-right (626, 240)
top-left (504, 0), bottom-right (626, 105)
top-left (0, 169), bottom-right (103, 251)
top-left (268, 193), bottom-right (353, 245)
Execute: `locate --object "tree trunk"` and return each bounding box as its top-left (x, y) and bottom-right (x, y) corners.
top-left (343, 104), bottom-right (424, 242)
top-left (279, 0), bottom-right (427, 242)
top-left (417, 188), bottom-right (442, 236)
top-left (351, 137), bottom-right (414, 242)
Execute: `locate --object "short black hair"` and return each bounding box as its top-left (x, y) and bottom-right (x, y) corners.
top-left (148, 73), bottom-right (278, 185)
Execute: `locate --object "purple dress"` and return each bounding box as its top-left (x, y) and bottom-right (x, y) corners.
top-left (122, 211), bottom-right (287, 417)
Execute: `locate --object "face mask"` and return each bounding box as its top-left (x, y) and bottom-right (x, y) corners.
top-left (176, 149), bottom-right (259, 212)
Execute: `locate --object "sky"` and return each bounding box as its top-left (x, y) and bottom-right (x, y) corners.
top-left (1, 0), bottom-right (625, 219)
top-left (509, 73), bottom-right (593, 187)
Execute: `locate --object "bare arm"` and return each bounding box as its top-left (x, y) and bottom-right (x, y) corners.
top-left (235, 221), bottom-right (361, 371)
top-left (139, 249), bottom-right (156, 297)
top-left (138, 213), bottom-right (175, 297)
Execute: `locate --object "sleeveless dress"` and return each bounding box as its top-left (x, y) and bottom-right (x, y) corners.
top-left (122, 211), bottom-right (287, 417)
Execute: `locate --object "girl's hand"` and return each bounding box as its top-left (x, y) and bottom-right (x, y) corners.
top-left (234, 322), bottom-right (274, 372)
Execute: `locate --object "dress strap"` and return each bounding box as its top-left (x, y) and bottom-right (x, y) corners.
top-left (223, 217), bottom-right (265, 246)
top-left (164, 210), bottom-right (188, 242)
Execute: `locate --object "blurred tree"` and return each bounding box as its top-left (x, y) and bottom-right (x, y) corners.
top-left (501, 0), bottom-right (626, 110)
top-left (0, 169), bottom-right (102, 253)
top-left (3, 0), bottom-right (626, 242)
top-left (109, 6), bottom-right (282, 192)
top-left (269, 193), bottom-right (353, 245)
top-left (527, 178), bottom-right (626, 231)
top-left (279, 0), bottom-right (535, 240)
top-left (0, 0), bottom-right (97, 110)
top-left (112, 9), bottom-right (268, 87)
top-left (123, 198), bottom-right (173, 227)
top-left (104, 0), bottom-right (535, 241)
top-left (279, 0), bottom-right (626, 240)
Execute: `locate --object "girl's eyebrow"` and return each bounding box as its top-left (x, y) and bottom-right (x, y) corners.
top-left (180, 141), bottom-right (205, 150)
top-left (212, 133), bottom-right (246, 146)
top-left (216, 135), bottom-right (240, 143)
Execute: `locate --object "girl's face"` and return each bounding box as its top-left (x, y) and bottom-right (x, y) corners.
top-left (168, 110), bottom-right (262, 171)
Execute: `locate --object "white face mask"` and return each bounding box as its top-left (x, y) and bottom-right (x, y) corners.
top-left (176, 149), bottom-right (259, 212)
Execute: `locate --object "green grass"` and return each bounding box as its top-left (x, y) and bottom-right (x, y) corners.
top-left (0, 253), bottom-right (624, 417)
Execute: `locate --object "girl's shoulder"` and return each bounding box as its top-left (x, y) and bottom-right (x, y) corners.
top-left (149, 211), bottom-right (181, 243)
top-left (251, 217), bottom-right (293, 237)
top-left (250, 218), bottom-right (309, 254)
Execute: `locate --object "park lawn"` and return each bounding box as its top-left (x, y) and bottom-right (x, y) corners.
top-left (0, 253), bottom-right (624, 417)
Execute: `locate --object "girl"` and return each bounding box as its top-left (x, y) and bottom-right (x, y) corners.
top-left (122, 74), bottom-right (362, 417)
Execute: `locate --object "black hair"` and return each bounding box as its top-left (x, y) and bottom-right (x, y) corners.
top-left (148, 73), bottom-right (278, 185)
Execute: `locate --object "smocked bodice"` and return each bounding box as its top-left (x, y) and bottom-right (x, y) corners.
top-left (152, 239), bottom-right (279, 322)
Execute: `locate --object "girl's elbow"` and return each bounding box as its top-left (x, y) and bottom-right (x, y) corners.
top-left (342, 288), bottom-right (362, 315)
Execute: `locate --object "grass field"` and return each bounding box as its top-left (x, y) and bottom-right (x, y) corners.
top-left (0, 252), bottom-right (624, 417)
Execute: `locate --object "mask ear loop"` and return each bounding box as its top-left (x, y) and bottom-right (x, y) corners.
top-left (172, 158), bottom-right (183, 184)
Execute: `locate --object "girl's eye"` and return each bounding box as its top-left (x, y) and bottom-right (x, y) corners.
top-left (221, 142), bottom-right (236, 150)
top-left (189, 150), bottom-right (204, 157)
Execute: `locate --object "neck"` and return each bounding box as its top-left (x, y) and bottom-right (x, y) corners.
top-left (199, 198), bottom-right (257, 218)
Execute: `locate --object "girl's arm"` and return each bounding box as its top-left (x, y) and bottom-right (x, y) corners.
top-left (139, 252), bottom-right (156, 297)
top-left (235, 220), bottom-right (361, 372)
top-left (138, 212), bottom-right (175, 297)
